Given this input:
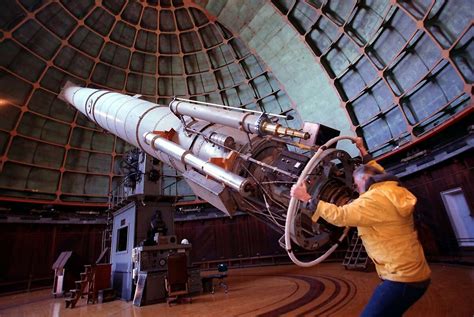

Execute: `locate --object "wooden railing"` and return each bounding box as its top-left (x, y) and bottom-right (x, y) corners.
top-left (194, 250), bottom-right (347, 270)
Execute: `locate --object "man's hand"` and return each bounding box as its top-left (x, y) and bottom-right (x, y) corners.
top-left (353, 137), bottom-right (368, 156)
top-left (353, 137), bottom-right (364, 149)
top-left (290, 182), bottom-right (312, 202)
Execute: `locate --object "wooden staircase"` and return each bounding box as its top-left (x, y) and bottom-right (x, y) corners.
top-left (65, 265), bottom-right (93, 308)
top-left (65, 264), bottom-right (112, 308)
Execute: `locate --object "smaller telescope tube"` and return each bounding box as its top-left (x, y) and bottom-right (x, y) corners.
top-left (170, 99), bottom-right (261, 134)
top-left (170, 99), bottom-right (308, 139)
top-left (143, 132), bottom-right (250, 195)
top-left (174, 97), bottom-right (289, 119)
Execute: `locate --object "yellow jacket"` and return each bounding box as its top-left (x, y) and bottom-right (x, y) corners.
top-left (312, 161), bottom-right (431, 283)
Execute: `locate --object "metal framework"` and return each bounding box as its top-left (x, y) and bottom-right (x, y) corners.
top-left (0, 0), bottom-right (298, 205)
top-left (272, 0), bottom-right (473, 157)
top-left (0, 0), bottom-right (472, 206)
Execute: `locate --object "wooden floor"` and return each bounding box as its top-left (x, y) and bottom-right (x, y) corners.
top-left (0, 263), bottom-right (472, 317)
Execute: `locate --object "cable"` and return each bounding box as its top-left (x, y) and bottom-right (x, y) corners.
top-left (285, 135), bottom-right (357, 267)
top-left (262, 194), bottom-right (285, 229)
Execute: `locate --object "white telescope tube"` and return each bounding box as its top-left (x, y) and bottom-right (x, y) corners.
top-left (59, 83), bottom-right (251, 195)
top-left (59, 83), bottom-right (179, 150)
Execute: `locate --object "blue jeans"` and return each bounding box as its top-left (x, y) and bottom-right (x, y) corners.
top-left (360, 279), bottom-right (429, 317)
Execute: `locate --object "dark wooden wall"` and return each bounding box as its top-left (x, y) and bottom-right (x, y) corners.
top-left (175, 215), bottom-right (285, 264)
top-left (402, 149), bottom-right (474, 257)
top-left (0, 223), bottom-right (104, 293)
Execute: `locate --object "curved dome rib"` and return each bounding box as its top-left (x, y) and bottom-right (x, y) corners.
top-left (269, 0), bottom-right (472, 157)
top-left (0, 0), bottom-right (300, 205)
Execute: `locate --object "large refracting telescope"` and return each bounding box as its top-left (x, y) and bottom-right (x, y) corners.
top-left (60, 83), bottom-right (359, 267)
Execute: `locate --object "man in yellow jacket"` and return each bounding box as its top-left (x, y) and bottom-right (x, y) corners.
top-left (291, 138), bottom-right (431, 317)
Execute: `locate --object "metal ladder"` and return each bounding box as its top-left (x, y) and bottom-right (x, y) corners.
top-left (343, 230), bottom-right (371, 270)
top-left (100, 209), bottom-right (113, 263)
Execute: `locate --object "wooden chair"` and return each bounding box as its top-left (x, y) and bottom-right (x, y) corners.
top-left (165, 253), bottom-right (191, 306)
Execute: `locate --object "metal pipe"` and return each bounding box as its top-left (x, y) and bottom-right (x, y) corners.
top-left (143, 132), bottom-right (250, 194)
top-left (170, 99), bottom-right (262, 134)
top-left (174, 97), bottom-right (288, 119)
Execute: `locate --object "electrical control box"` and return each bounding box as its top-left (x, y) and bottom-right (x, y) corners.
top-left (123, 150), bottom-right (161, 198)
top-left (273, 151), bottom-right (309, 183)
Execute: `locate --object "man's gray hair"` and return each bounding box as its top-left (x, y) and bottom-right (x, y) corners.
top-left (353, 164), bottom-right (384, 178)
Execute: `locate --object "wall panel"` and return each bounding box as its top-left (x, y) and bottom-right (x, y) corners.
top-left (0, 223), bottom-right (104, 294)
